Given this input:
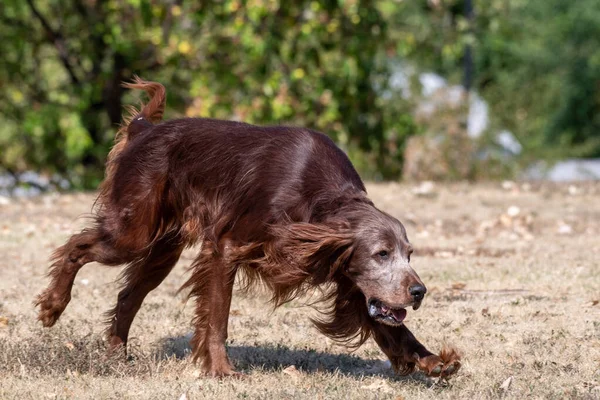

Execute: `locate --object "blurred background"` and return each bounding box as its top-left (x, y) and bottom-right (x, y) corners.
top-left (2, 0), bottom-right (600, 196)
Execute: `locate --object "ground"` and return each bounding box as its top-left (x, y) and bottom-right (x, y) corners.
top-left (0, 182), bottom-right (599, 400)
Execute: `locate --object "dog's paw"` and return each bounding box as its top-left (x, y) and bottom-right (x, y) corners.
top-left (202, 359), bottom-right (246, 379)
top-left (413, 347), bottom-right (461, 379)
top-left (105, 336), bottom-right (128, 358)
top-left (35, 290), bottom-right (70, 327)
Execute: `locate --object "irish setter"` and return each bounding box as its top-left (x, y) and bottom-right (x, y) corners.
top-left (36, 78), bottom-right (460, 378)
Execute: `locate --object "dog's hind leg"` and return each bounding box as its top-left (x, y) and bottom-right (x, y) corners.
top-left (36, 227), bottom-right (132, 327)
top-left (105, 234), bottom-right (183, 352)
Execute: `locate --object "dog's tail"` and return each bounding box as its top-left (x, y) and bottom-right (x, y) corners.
top-left (110, 76), bottom-right (166, 157)
top-left (120, 76), bottom-right (166, 138)
top-left (98, 77), bottom-right (166, 203)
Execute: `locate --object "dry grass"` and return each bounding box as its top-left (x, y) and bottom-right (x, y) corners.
top-left (1, 182), bottom-right (599, 399)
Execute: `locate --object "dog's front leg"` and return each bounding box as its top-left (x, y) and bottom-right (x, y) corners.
top-left (371, 323), bottom-right (461, 378)
top-left (187, 242), bottom-right (241, 378)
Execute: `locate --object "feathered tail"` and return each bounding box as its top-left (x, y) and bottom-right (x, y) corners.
top-left (98, 77), bottom-right (166, 202)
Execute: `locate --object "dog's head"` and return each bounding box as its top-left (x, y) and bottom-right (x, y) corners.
top-left (271, 202), bottom-right (425, 327)
top-left (340, 205), bottom-right (425, 326)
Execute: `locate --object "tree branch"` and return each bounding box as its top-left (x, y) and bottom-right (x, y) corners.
top-left (0, 15), bottom-right (29, 30)
top-left (25, 0), bottom-right (80, 84)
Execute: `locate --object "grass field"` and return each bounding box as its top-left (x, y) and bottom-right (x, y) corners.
top-left (1, 182), bottom-right (599, 399)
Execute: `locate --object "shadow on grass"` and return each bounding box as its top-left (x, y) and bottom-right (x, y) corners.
top-left (0, 331), bottom-right (432, 386)
top-left (156, 334), bottom-right (433, 385)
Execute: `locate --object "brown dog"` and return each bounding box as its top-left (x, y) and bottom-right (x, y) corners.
top-left (36, 78), bottom-right (460, 378)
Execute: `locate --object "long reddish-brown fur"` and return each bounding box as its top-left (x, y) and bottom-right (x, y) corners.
top-left (36, 79), bottom-right (461, 378)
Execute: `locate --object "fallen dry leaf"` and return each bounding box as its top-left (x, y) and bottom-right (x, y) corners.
top-left (283, 365), bottom-right (302, 382)
top-left (451, 282), bottom-right (467, 290)
top-left (360, 380), bottom-right (393, 393)
top-left (500, 376), bottom-right (514, 391)
top-left (501, 180), bottom-right (515, 190)
top-left (507, 206), bottom-right (520, 217)
top-left (0, 316), bottom-right (9, 327)
top-left (557, 222), bottom-right (573, 235)
top-left (412, 181), bottom-right (436, 197)
top-left (568, 185), bottom-right (579, 195)
top-left (191, 369), bottom-right (202, 378)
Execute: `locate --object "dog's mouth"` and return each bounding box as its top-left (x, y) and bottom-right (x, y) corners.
top-left (367, 299), bottom-right (408, 326)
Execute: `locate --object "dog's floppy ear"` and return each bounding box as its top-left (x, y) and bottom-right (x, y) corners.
top-left (234, 220), bottom-right (356, 307)
top-left (268, 219), bottom-right (355, 283)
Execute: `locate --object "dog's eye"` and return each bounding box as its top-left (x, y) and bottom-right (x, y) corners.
top-left (376, 250), bottom-right (389, 259)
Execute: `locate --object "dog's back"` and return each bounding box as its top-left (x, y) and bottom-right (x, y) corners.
top-left (107, 116), bottom-right (366, 245)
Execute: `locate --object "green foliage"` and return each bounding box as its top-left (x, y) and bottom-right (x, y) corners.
top-left (0, 0), bottom-right (417, 187)
top-left (2, 0), bottom-right (600, 188)
top-left (390, 0), bottom-right (600, 160)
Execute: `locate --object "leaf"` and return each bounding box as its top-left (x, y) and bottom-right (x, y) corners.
top-left (140, 0), bottom-right (153, 26)
top-left (283, 365), bottom-right (301, 376)
top-left (500, 376), bottom-right (514, 391)
top-left (360, 379), bottom-right (393, 393)
top-left (283, 365), bottom-right (302, 383)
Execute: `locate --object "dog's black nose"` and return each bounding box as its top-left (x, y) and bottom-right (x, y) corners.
top-left (409, 284), bottom-right (427, 301)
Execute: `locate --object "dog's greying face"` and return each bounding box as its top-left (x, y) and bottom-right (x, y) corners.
top-left (343, 208), bottom-right (426, 326)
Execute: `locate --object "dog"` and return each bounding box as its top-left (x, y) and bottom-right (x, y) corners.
top-left (36, 78), bottom-right (461, 378)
